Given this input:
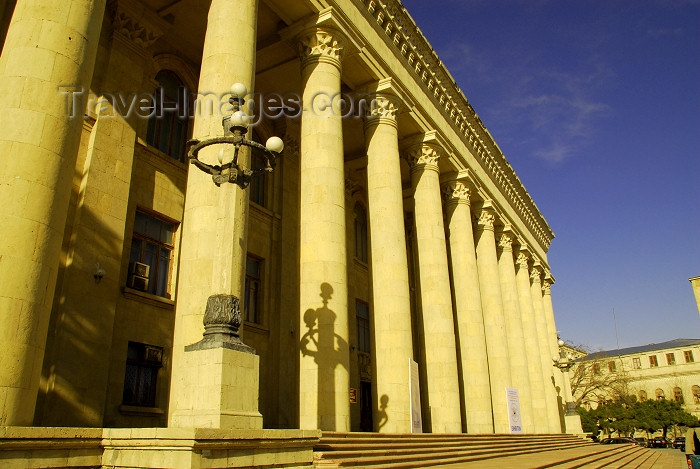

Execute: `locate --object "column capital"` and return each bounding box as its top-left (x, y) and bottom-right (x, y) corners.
top-left (516, 250), bottom-right (531, 268)
top-left (109, 0), bottom-right (169, 56)
top-left (542, 281), bottom-right (552, 296)
top-left (497, 230), bottom-right (515, 252)
top-left (363, 93), bottom-right (401, 129)
top-left (442, 180), bottom-right (471, 206)
top-left (474, 202), bottom-right (497, 232)
top-left (405, 142), bottom-right (442, 173)
top-left (297, 27), bottom-right (346, 70)
top-left (530, 263), bottom-right (543, 284)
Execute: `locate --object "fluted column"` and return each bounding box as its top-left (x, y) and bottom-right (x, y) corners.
top-left (514, 247), bottom-right (550, 433)
top-left (297, 27), bottom-right (350, 431)
top-left (496, 229), bottom-right (535, 433)
top-left (168, 0), bottom-right (261, 430)
top-left (474, 203), bottom-right (512, 433)
top-left (364, 89), bottom-right (413, 433)
top-left (530, 264), bottom-right (561, 433)
top-left (0, 0), bottom-right (106, 426)
top-left (406, 138), bottom-right (461, 433)
top-left (443, 180), bottom-right (493, 433)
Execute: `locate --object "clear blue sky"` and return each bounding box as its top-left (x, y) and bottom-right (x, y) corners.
top-left (400, 0), bottom-right (700, 351)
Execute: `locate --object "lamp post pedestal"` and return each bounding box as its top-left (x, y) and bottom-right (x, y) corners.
top-left (553, 346), bottom-right (584, 435)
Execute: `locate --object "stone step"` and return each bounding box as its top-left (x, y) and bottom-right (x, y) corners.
top-left (632, 451), bottom-right (662, 469)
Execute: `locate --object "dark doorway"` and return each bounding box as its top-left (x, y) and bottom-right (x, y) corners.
top-left (360, 381), bottom-right (373, 432)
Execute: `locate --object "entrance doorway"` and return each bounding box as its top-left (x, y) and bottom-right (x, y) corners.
top-left (360, 380), bottom-right (373, 432)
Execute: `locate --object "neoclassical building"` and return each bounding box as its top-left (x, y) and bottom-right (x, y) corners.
top-left (0, 0), bottom-right (577, 438)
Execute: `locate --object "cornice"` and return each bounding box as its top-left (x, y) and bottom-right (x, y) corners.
top-left (352, 0), bottom-right (555, 251)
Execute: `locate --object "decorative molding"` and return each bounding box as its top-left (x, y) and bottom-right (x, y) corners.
top-left (405, 143), bottom-right (441, 172)
top-left (109, 0), bottom-right (168, 53)
top-left (498, 232), bottom-right (514, 251)
top-left (516, 252), bottom-right (530, 268)
top-left (475, 208), bottom-right (495, 230)
top-left (365, 93), bottom-right (400, 121)
top-left (542, 281), bottom-right (552, 295)
top-left (353, 0), bottom-right (555, 251)
top-left (530, 268), bottom-right (542, 283)
top-left (443, 180), bottom-right (470, 206)
top-left (298, 28), bottom-right (346, 69)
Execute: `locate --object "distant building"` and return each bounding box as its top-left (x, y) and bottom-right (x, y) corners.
top-left (690, 277), bottom-right (700, 315)
top-left (573, 339), bottom-right (700, 418)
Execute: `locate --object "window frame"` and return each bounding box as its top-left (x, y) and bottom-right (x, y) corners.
top-left (632, 357), bottom-right (641, 369)
top-left (638, 390), bottom-right (647, 401)
top-left (128, 209), bottom-right (177, 298)
top-left (244, 254), bottom-right (263, 324)
top-left (649, 355), bottom-right (659, 367)
top-left (674, 387), bottom-right (684, 404)
top-left (655, 388), bottom-right (665, 400)
top-left (685, 350), bottom-right (695, 363)
top-left (355, 300), bottom-right (371, 354)
top-left (122, 341), bottom-right (163, 408)
top-left (692, 385), bottom-right (700, 404)
top-left (146, 70), bottom-right (189, 161)
top-left (353, 203), bottom-right (368, 263)
top-left (666, 352), bottom-right (676, 365)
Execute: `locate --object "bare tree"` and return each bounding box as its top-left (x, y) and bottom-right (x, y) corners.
top-left (563, 342), bottom-right (631, 408)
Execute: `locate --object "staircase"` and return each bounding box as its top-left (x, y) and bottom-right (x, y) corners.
top-left (313, 433), bottom-right (670, 468)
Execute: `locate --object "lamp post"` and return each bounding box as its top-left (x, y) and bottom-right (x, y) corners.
top-left (187, 83), bottom-right (284, 187)
top-left (553, 339), bottom-right (584, 434)
top-left (184, 83), bottom-right (283, 350)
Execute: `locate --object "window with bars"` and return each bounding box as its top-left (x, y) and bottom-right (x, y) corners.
top-left (685, 351), bottom-right (695, 363)
top-left (355, 300), bottom-right (370, 354)
top-left (666, 353), bottom-right (676, 365)
top-left (146, 70), bottom-right (189, 161)
top-left (122, 342), bottom-right (163, 407)
top-left (649, 355), bottom-right (658, 367)
top-left (244, 255), bottom-right (263, 324)
top-left (128, 211), bottom-right (176, 298)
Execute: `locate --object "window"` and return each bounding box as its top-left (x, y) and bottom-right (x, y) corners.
top-left (593, 363), bottom-right (601, 375)
top-left (638, 390), bottom-right (647, 401)
top-left (244, 255), bottom-right (263, 324)
top-left (146, 70), bottom-right (188, 160)
top-left (655, 388), bottom-right (665, 400)
top-left (685, 351), bottom-right (695, 363)
top-left (122, 342), bottom-right (163, 407)
top-left (128, 211), bottom-right (176, 298)
top-left (674, 387), bottom-right (684, 404)
top-left (608, 361), bottom-right (616, 373)
top-left (666, 353), bottom-right (676, 365)
top-left (632, 357), bottom-right (641, 369)
top-left (354, 203), bottom-right (368, 263)
top-left (649, 355), bottom-right (658, 367)
top-left (692, 385), bottom-right (700, 404)
top-left (355, 300), bottom-right (370, 354)
top-left (248, 131), bottom-right (267, 207)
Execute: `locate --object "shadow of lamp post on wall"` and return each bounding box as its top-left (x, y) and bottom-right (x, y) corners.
top-left (185, 83), bottom-right (283, 352)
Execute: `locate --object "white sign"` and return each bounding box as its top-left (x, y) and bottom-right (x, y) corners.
top-left (410, 359), bottom-right (422, 433)
top-left (506, 387), bottom-right (522, 434)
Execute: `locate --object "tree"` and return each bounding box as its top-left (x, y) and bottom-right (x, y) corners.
top-left (570, 350), bottom-right (631, 408)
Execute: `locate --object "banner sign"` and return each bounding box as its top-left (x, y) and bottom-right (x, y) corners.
top-left (506, 387), bottom-right (522, 434)
top-left (410, 359), bottom-right (422, 433)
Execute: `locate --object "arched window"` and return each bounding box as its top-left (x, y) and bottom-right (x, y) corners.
top-left (674, 387), bottom-right (685, 404)
top-left (693, 385), bottom-right (700, 404)
top-left (146, 70), bottom-right (188, 160)
top-left (354, 203), bottom-right (368, 262)
top-left (638, 390), bottom-right (647, 401)
top-left (655, 388), bottom-right (665, 400)
top-left (248, 130), bottom-right (267, 207)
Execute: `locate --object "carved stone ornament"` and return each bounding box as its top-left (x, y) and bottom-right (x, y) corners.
top-left (110, 0), bottom-right (166, 51)
top-left (530, 268), bottom-right (542, 283)
top-left (443, 181), bottom-right (470, 205)
top-left (498, 232), bottom-right (514, 250)
top-left (365, 94), bottom-right (400, 121)
top-left (475, 209), bottom-right (495, 230)
top-left (516, 252), bottom-right (530, 268)
top-left (405, 143), bottom-right (441, 171)
top-left (298, 28), bottom-right (345, 68)
top-left (185, 294), bottom-right (255, 354)
top-left (542, 281), bottom-right (552, 295)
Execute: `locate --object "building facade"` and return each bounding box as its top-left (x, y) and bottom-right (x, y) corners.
top-left (574, 339), bottom-right (700, 419)
top-left (0, 0), bottom-right (574, 435)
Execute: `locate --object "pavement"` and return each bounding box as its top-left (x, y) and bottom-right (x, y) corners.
top-left (433, 446), bottom-right (687, 468)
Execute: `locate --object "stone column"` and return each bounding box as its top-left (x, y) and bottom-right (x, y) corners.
top-left (168, 0), bottom-right (262, 430)
top-left (543, 275), bottom-right (567, 431)
top-left (364, 88), bottom-right (413, 433)
top-left (514, 247), bottom-right (550, 433)
top-left (496, 228), bottom-right (535, 434)
top-left (473, 203), bottom-right (512, 433)
top-left (406, 138), bottom-right (461, 433)
top-left (297, 27), bottom-right (350, 432)
top-left (0, 0), bottom-right (106, 426)
top-left (443, 179), bottom-right (493, 433)
top-left (530, 264), bottom-right (561, 433)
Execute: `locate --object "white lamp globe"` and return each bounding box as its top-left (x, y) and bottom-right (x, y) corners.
top-left (558, 339), bottom-right (565, 347)
top-left (218, 148), bottom-right (226, 164)
top-left (265, 136), bottom-right (284, 153)
top-left (231, 82), bottom-right (247, 98)
top-left (553, 356), bottom-right (559, 362)
top-left (230, 110), bottom-right (249, 127)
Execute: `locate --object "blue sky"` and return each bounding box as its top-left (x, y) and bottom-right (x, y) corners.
top-left (399, 0), bottom-right (700, 351)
